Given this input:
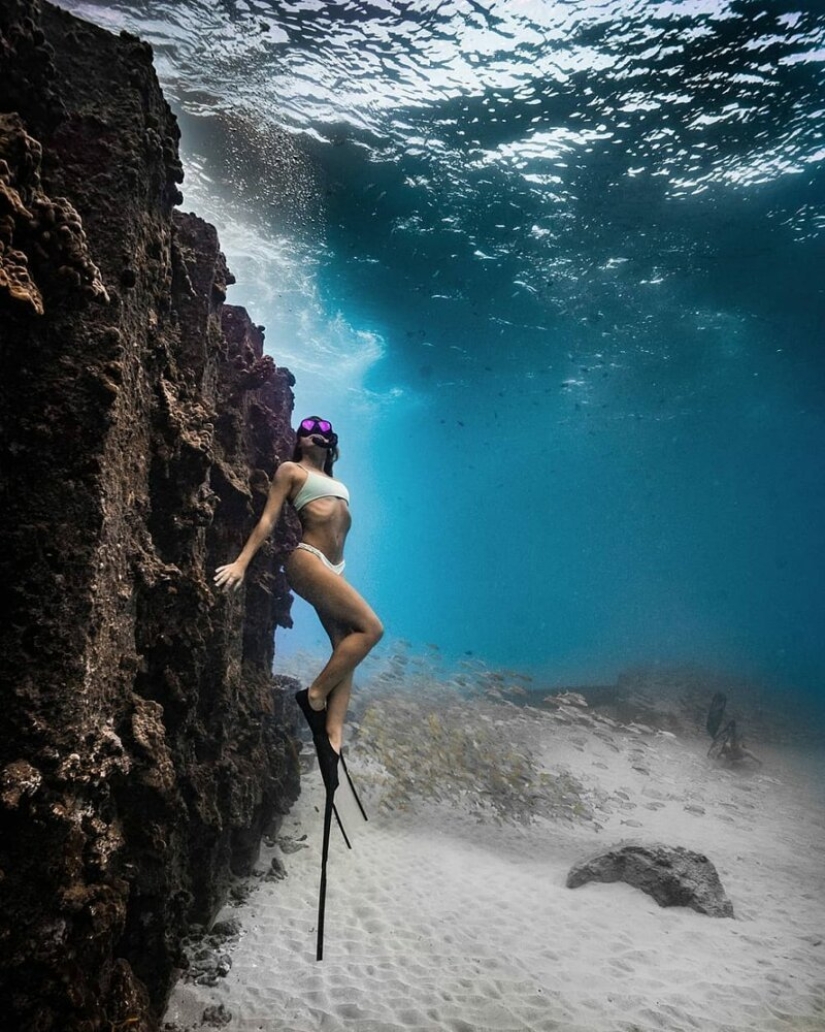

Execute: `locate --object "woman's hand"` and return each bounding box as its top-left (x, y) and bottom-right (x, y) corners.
top-left (214, 562), bottom-right (246, 592)
top-left (213, 464), bottom-right (296, 594)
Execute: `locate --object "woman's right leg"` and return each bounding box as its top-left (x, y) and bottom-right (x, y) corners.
top-left (285, 549), bottom-right (383, 748)
top-left (315, 611), bottom-right (354, 753)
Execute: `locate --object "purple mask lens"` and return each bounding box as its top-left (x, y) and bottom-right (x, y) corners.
top-left (300, 418), bottom-right (332, 435)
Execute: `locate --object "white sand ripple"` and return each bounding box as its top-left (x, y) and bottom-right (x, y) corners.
top-left (164, 705), bottom-right (825, 1032)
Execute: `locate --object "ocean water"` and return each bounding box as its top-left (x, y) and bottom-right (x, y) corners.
top-left (60, 1), bottom-right (825, 708)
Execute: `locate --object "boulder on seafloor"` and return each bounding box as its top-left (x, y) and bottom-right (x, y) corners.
top-left (566, 842), bottom-right (734, 917)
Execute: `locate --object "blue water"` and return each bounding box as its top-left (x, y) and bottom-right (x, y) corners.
top-left (62, 1), bottom-right (825, 702)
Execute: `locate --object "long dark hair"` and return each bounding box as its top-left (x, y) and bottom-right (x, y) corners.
top-left (292, 416), bottom-right (339, 476)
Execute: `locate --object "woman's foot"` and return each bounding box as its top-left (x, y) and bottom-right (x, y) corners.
top-left (314, 733), bottom-right (340, 793)
top-left (296, 689), bottom-right (341, 791)
top-left (296, 688), bottom-right (327, 737)
top-left (296, 688), bottom-right (345, 754)
top-left (326, 727), bottom-right (343, 754)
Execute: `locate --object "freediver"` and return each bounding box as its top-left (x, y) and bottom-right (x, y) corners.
top-left (214, 415), bottom-right (383, 958)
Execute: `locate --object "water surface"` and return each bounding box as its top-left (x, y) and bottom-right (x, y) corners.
top-left (61, 0), bottom-right (825, 705)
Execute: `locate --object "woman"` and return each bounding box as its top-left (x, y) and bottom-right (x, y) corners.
top-left (214, 415), bottom-right (384, 785)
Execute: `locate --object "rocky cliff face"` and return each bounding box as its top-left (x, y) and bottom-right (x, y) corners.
top-left (0, 3), bottom-right (302, 1029)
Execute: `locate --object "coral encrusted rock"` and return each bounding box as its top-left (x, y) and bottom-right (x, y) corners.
top-left (0, 2), bottom-right (301, 1030)
top-left (566, 842), bottom-right (735, 917)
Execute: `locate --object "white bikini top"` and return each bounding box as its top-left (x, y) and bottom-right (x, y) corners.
top-left (291, 468), bottom-right (350, 512)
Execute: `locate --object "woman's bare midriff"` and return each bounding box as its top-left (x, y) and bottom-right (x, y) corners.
top-left (296, 497), bottom-right (351, 564)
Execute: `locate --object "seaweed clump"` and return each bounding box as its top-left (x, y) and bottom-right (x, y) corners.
top-left (350, 680), bottom-right (595, 826)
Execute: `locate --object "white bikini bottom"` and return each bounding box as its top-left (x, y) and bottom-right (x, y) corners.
top-left (294, 542), bottom-right (346, 576)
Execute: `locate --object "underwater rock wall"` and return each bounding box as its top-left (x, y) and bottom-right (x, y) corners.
top-left (0, 2), bottom-right (301, 1029)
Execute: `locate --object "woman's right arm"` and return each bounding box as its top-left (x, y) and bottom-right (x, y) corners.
top-left (214, 463), bottom-right (297, 592)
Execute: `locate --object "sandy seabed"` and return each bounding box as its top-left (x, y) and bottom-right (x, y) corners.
top-left (164, 692), bottom-right (825, 1032)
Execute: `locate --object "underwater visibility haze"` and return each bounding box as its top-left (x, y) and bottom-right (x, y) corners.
top-left (61, 0), bottom-right (825, 701)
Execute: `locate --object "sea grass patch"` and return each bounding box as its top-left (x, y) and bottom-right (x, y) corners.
top-left (349, 681), bottom-right (596, 826)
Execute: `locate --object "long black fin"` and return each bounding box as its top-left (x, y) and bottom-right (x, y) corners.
top-left (316, 785), bottom-right (334, 961)
top-left (340, 749), bottom-right (368, 822)
top-left (333, 803), bottom-right (351, 849)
